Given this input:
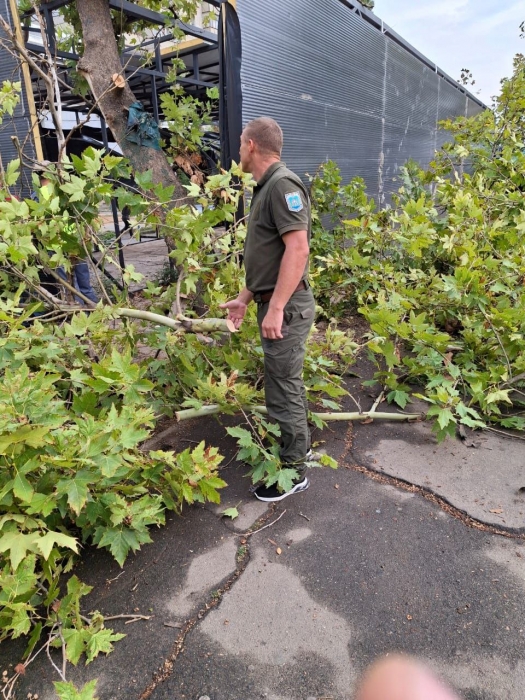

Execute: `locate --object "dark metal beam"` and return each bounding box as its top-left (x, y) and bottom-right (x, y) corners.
top-left (107, 0), bottom-right (167, 24)
top-left (31, 0), bottom-right (71, 10)
top-left (26, 41), bottom-right (78, 60)
top-left (126, 65), bottom-right (215, 88)
top-left (174, 19), bottom-right (217, 43)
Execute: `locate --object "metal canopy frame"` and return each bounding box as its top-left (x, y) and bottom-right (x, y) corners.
top-left (23, 0), bottom-right (221, 138)
top-left (20, 1), bottom-right (226, 278)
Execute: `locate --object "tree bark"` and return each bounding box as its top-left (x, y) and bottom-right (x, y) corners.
top-left (175, 405), bottom-right (424, 422)
top-left (116, 308), bottom-right (236, 333)
top-left (75, 0), bottom-right (186, 203)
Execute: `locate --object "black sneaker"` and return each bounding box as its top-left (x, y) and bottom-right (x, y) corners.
top-left (253, 476), bottom-right (310, 502)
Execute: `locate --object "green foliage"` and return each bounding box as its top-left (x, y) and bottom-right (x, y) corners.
top-left (309, 54), bottom-right (525, 440)
top-left (0, 308), bottom-right (228, 665)
top-left (55, 680), bottom-right (99, 700)
top-left (226, 413), bottom-right (300, 493)
top-left (221, 507), bottom-right (239, 519)
top-left (161, 84), bottom-right (218, 157)
top-left (0, 80), bottom-right (21, 126)
top-left (0, 139), bottom-right (350, 685)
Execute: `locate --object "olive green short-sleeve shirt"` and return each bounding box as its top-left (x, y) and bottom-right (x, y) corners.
top-left (244, 162), bottom-right (311, 293)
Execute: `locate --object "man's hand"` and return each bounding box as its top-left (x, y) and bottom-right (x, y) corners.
top-left (261, 306), bottom-right (284, 339)
top-left (219, 299), bottom-right (248, 330)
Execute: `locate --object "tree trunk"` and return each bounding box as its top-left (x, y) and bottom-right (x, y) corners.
top-left (75, 0), bottom-right (186, 203)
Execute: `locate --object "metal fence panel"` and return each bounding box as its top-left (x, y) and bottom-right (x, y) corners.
top-left (238, 0), bottom-right (385, 200)
top-left (237, 0), bottom-right (483, 204)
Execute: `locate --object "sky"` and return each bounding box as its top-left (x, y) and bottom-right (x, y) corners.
top-left (373, 0), bottom-right (524, 105)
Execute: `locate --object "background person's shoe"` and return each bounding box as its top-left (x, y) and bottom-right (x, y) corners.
top-left (253, 476), bottom-right (310, 502)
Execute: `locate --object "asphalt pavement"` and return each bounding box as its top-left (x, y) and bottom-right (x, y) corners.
top-left (4, 396), bottom-right (525, 700)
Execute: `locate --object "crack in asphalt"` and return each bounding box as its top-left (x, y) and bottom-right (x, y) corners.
top-left (137, 423), bottom-right (523, 699)
top-left (347, 462), bottom-right (525, 540)
top-left (136, 507), bottom-right (278, 700)
top-left (342, 422), bottom-right (525, 539)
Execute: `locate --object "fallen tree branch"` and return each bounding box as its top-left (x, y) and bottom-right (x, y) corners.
top-left (103, 613), bottom-right (153, 622)
top-left (175, 405), bottom-right (423, 422)
top-left (9, 290), bottom-right (235, 334)
top-left (116, 308), bottom-right (236, 334)
top-left (369, 390), bottom-right (385, 415)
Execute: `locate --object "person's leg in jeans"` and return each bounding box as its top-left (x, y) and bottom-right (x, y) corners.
top-left (73, 261), bottom-right (99, 304)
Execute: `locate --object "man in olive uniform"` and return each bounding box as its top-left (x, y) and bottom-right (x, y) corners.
top-left (220, 117), bottom-right (315, 502)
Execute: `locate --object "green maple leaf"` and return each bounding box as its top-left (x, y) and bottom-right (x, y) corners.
top-left (0, 425), bottom-right (51, 454)
top-left (56, 471), bottom-right (92, 515)
top-left (12, 472), bottom-right (34, 503)
top-left (119, 424), bottom-right (150, 449)
top-left (66, 575), bottom-right (92, 599)
top-left (62, 627), bottom-right (87, 665)
top-left (60, 176), bottom-right (86, 202)
top-left (226, 426), bottom-right (253, 447)
top-left (0, 531), bottom-right (38, 570)
top-left (97, 527), bottom-right (145, 567)
top-left (85, 629), bottom-right (126, 664)
top-left (221, 507), bottom-right (239, 519)
top-left (53, 680), bottom-right (99, 700)
top-left (35, 530), bottom-right (78, 560)
top-left (9, 604), bottom-right (32, 638)
top-left (276, 468), bottom-right (299, 494)
top-left (25, 492), bottom-right (58, 517)
top-left (198, 480), bottom-right (222, 504)
top-left (0, 554), bottom-right (37, 600)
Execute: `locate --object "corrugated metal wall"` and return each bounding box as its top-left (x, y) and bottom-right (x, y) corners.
top-left (0, 0), bottom-right (38, 195)
top-left (237, 0), bottom-right (483, 204)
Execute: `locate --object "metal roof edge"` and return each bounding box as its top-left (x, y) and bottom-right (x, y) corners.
top-left (338, 0), bottom-right (486, 109)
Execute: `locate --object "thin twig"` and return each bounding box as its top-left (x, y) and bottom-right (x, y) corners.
top-left (174, 268), bottom-right (185, 317)
top-left (106, 570), bottom-right (126, 584)
top-left (58, 624), bottom-right (67, 680)
top-left (242, 509), bottom-right (287, 537)
top-left (480, 308), bottom-right (512, 381)
top-left (369, 390), bottom-right (385, 415)
top-left (45, 631), bottom-right (66, 682)
top-left (103, 613), bottom-right (153, 621)
top-left (299, 512), bottom-right (311, 522)
top-left (81, 228), bottom-right (113, 305)
top-left (484, 426), bottom-right (525, 442)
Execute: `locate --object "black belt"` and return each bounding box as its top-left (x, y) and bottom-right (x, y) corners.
top-left (253, 280), bottom-right (307, 304)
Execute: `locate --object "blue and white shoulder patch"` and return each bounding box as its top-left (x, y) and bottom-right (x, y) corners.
top-left (285, 191), bottom-right (303, 213)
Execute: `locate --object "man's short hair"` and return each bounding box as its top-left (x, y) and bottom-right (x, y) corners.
top-left (243, 117), bottom-right (283, 157)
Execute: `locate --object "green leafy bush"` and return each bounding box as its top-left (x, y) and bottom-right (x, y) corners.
top-left (309, 54), bottom-right (525, 440)
top-left (0, 309), bottom-right (226, 669)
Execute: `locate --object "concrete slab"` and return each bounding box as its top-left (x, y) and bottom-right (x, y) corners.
top-left (349, 401), bottom-right (525, 532)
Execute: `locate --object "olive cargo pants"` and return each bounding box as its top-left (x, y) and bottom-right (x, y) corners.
top-left (257, 287), bottom-right (316, 472)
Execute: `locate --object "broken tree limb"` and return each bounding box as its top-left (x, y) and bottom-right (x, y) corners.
top-left (115, 308), bottom-right (236, 334)
top-left (369, 390), bottom-right (385, 415)
top-left (175, 405), bottom-right (423, 422)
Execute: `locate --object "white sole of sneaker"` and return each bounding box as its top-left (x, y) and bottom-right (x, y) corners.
top-left (254, 478), bottom-right (310, 502)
